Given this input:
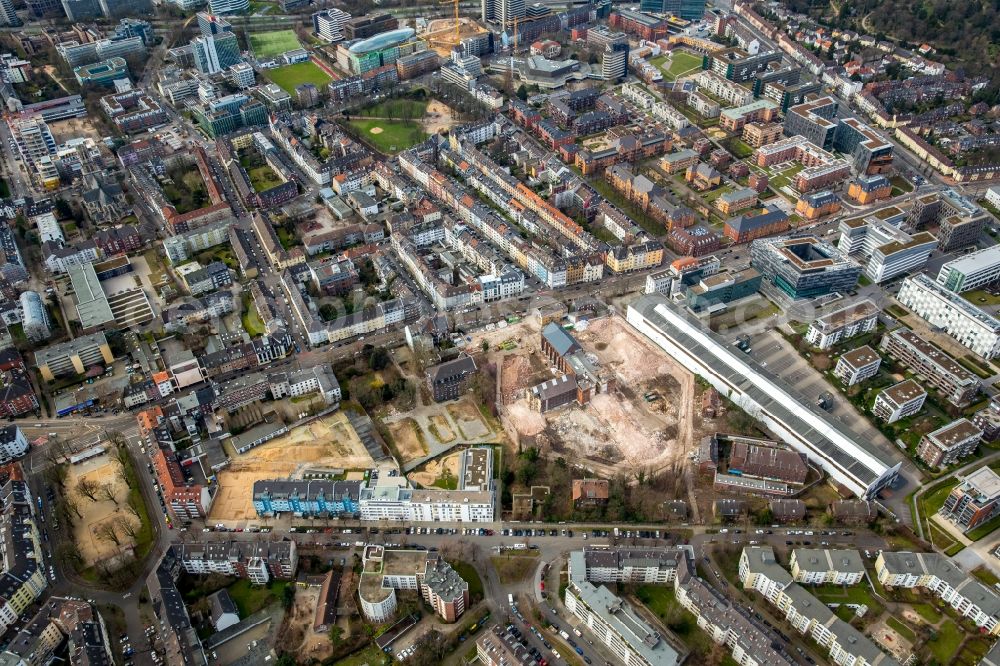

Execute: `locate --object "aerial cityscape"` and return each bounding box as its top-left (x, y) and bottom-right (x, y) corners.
top-left (0, 0), bottom-right (997, 663)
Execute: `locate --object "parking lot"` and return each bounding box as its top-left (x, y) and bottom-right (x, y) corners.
top-left (722, 327), bottom-right (902, 473)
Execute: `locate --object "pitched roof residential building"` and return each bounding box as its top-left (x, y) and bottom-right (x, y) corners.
top-left (572, 479), bottom-right (609, 504)
top-left (876, 550), bottom-right (1000, 633)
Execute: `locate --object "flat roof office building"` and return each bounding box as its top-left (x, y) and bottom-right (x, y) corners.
top-left (937, 244), bottom-right (1000, 293)
top-left (749, 235), bottom-right (861, 300)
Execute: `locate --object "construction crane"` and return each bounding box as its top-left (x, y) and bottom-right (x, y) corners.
top-left (439, 0), bottom-right (461, 47)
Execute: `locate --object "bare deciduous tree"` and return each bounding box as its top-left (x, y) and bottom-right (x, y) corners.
top-left (115, 516), bottom-right (139, 540)
top-left (95, 521), bottom-right (121, 547)
top-left (99, 483), bottom-right (119, 506)
top-left (124, 500), bottom-right (141, 521)
top-left (75, 478), bottom-right (101, 502)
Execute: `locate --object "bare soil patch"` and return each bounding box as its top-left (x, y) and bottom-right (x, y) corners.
top-left (428, 415), bottom-right (455, 443)
top-left (408, 451), bottom-right (461, 488)
top-left (66, 455), bottom-right (134, 566)
top-left (387, 418), bottom-right (428, 462)
top-left (211, 412), bottom-right (375, 521)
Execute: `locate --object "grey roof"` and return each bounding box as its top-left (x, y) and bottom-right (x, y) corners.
top-left (35, 331), bottom-right (110, 367)
top-left (791, 548), bottom-right (864, 574)
top-left (741, 546), bottom-right (792, 587)
top-left (253, 479), bottom-right (362, 502)
top-left (422, 556), bottom-right (468, 603)
top-left (427, 355), bottom-right (477, 385)
top-left (726, 205), bottom-right (787, 233)
top-left (541, 321), bottom-right (580, 357)
top-left (769, 498), bottom-right (806, 519)
top-left (570, 581), bottom-right (681, 666)
top-left (629, 295), bottom-right (899, 496)
top-left (878, 551), bottom-right (1000, 617)
top-left (208, 588), bottom-right (238, 624)
top-left (674, 555), bottom-right (793, 665)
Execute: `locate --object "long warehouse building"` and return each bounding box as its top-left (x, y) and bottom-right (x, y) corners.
top-left (626, 295), bottom-right (901, 499)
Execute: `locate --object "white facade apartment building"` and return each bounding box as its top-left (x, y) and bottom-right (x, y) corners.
top-left (741, 547), bottom-right (901, 666)
top-left (873, 379), bottom-right (926, 423)
top-left (805, 300), bottom-right (878, 350)
top-left (268, 365), bottom-right (341, 405)
top-left (358, 475), bottom-right (495, 523)
top-left (937, 244), bottom-right (1000, 293)
top-left (834, 346), bottom-right (881, 387)
top-left (673, 555), bottom-right (795, 666)
top-left (567, 547), bottom-right (691, 585)
top-left (985, 186), bottom-right (1000, 210)
top-left (898, 273), bottom-right (1000, 359)
top-left (0, 426), bottom-right (28, 463)
top-left (694, 71), bottom-right (755, 106)
top-left (876, 551), bottom-right (1000, 634)
top-left (565, 580), bottom-right (682, 666)
top-left (788, 549), bottom-right (865, 585)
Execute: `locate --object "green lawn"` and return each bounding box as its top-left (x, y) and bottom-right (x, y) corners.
top-left (227, 579), bottom-right (288, 617)
top-left (913, 603), bottom-right (943, 624)
top-left (769, 163), bottom-right (805, 191)
top-left (448, 561), bottom-right (484, 600)
top-left (242, 307), bottom-right (266, 337)
top-left (333, 645), bottom-right (390, 666)
top-left (635, 585), bottom-right (722, 660)
top-left (248, 165), bottom-right (284, 192)
top-left (725, 137), bottom-right (755, 159)
top-left (958, 355), bottom-right (993, 378)
top-left (966, 512), bottom-right (1000, 540)
top-left (890, 175), bottom-right (913, 194)
top-left (355, 98), bottom-right (427, 120)
top-left (887, 616), bottom-right (916, 642)
top-left (810, 584), bottom-right (884, 617)
top-left (346, 118), bottom-right (428, 154)
top-left (971, 566), bottom-right (1000, 586)
top-left (657, 50), bottom-right (704, 81)
top-left (920, 478), bottom-right (958, 520)
top-left (963, 289), bottom-right (1000, 306)
top-left (266, 61), bottom-right (331, 95)
top-left (113, 444), bottom-right (155, 562)
top-left (249, 30), bottom-right (301, 58)
top-left (927, 619), bottom-right (964, 664)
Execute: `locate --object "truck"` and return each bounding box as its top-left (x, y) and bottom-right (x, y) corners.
top-left (613, 528), bottom-right (620, 537)
top-left (508, 594), bottom-right (514, 607)
top-left (559, 631), bottom-right (570, 640)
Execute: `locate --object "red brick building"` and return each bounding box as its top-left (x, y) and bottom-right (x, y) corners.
top-left (153, 447), bottom-right (213, 521)
top-left (723, 205), bottom-right (790, 244)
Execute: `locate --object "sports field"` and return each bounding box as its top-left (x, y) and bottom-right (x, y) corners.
top-left (654, 50), bottom-right (704, 81)
top-left (347, 118), bottom-right (428, 153)
top-left (249, 30), bottom-right (301, 58)
top-left (266, 61), bottom-right (332, 94)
